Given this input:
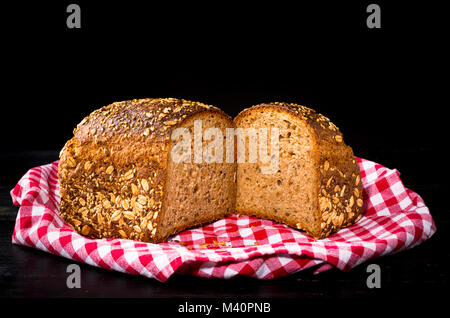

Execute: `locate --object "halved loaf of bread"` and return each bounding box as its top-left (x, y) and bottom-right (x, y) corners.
top-left (234, 102), bottom-right (364, 239)
top-left (58, 98), bottom-right (236, 243)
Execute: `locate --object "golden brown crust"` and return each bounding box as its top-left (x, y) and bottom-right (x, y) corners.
top-left (315, 144), bottom-right (363, 238)
top-left (235, 102), bottom-right (344, 145)
top-left (58, 98), bottom-right (232, 243)
top-left (235, 102), bottom-right (364, 239)
top-left (73, 97), bottom-right (229, 145)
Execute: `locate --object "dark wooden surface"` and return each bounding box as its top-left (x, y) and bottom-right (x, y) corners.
top-left (0, 150), bottom-right (448, 306)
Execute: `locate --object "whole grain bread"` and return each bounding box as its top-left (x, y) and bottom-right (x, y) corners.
top-left (234, 102), bottom-right (364, 239)
top-left (58, 98), bottom-right (236, 243)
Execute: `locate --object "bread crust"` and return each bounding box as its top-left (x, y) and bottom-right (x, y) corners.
top-left (58, 98), bottom-right (233, 242)
top-left (234, 102), bottom-right (364, 239)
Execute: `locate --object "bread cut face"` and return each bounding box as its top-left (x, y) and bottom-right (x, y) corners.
top-left (159, 113), bottom-right (236, 241)
top-left (235, 108), bottom-right (319, 235)
top-left (234, 103), bottom-right (364, 239)
top-left (58, 98), bottom-right (236, 243)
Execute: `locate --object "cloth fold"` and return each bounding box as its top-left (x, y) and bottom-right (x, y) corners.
top-left (10, 157), bottom-right (436, 282)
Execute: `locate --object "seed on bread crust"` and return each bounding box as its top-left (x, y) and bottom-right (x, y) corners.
top-left (84, 161), bottom-right (92, 171)
top-left (141, 179), bottom-right (149, 192)
top-left (131, 183), bottom-right (139, 195)
top-left (111, 210), bottom-right (122, 222)
top-left (357, 198), bottom-right (364, 208)
top-left (349, 195), bottom-right (354, 208)
top-left (81, 225), bottom-right (91, 235)
top-left (106, 166), bottom-right (114, 174)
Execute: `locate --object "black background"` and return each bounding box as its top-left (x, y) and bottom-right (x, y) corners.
top-left (1, 0), bottom-right (448, 311)
top-left (3, 1), bottom-right (444, 152)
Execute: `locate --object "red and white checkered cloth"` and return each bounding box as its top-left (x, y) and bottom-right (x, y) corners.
top-left (10, 157), bottom-right (436, 282)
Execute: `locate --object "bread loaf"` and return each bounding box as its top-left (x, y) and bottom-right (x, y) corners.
top-left (59, 98), bottom-right (363, 242)
top-left (234, 102), bottom-right (364, 239)
top-left (58, 98), bottom-right (237, 243)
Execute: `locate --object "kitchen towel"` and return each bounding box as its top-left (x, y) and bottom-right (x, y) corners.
top-left (10, 157), bottom-right (436, 282)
